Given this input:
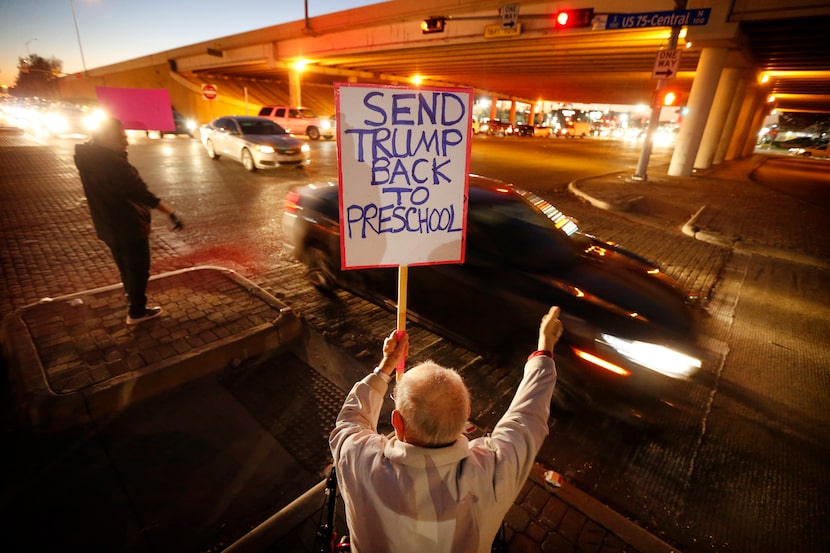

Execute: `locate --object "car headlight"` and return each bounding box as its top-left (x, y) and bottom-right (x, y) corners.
top-left (84, 109), bottom-right (106, 131)
top-left (256, 145), bottom-right (275, 154)
top-left (186, 119), bottom-right (196, 131)
top-left (46, 114), bottom-right (68, 133)
top-left (301, 144), bottom-right (310, 153)
top-left (599, 333), bottom-right (701, 379)
top-left (321, 120), bottom-right (332, 130)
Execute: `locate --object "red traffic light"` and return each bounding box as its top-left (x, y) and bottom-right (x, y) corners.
top-left (662, 90), bottom-right (680, 106)
top-left (421, 17), bottom-right (446, 34)
top-left (554, 8), bottom-right (594, 29)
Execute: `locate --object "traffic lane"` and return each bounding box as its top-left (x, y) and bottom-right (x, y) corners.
top-left (128, 136), bottom-right (337, 275)
top-left (752, 155), bottom-right (830, 209)
top-left (469, 135), bottom-right (674, 194)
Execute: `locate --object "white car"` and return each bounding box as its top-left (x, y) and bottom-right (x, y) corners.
top-left (200, 116), bottom-right (310, 171)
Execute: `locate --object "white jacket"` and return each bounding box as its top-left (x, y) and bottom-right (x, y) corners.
top-left (330, 355), bottom-right (556, 553)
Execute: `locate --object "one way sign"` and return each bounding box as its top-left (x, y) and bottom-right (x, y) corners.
top-left (501, 3), bottom-right (519, 29)
top-left (652, 49), bottom-right (680, 79)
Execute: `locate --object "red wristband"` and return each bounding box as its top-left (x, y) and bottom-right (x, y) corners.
top-left (528, 350), bottom-right (553, 361)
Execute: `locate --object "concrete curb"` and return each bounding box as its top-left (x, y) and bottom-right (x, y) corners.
top-left (569, 178), bottom-right (830, 271)
top-left (0, 266), bottom-right (303, 429)
top-left (529, 464), bottom-right (680, 553)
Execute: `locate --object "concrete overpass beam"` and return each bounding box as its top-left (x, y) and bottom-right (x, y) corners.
top-left (695, 66), bottom-right (742, 169)
top-left (668, 46), bottom-right (728, 177)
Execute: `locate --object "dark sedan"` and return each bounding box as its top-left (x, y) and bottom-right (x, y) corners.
top-left (283, 176), bottom-right (703, 425)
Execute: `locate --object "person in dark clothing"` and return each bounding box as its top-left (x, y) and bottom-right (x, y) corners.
top-left (74, 117), bottom-right (184, 324)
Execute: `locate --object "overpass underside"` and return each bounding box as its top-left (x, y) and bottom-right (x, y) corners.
top-left (56, 0), bottom-right (830, 176)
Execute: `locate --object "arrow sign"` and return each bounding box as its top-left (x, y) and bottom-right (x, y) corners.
top-left (501, 3), bottom-right (519, 30)
top-left (652, 50), bottom-right (680, 79)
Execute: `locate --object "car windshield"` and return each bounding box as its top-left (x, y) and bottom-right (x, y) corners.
top-left (239, 119), bottom-right (286, 135)
top-left (467, 192), bottom-right (578, 271)
top-left (298, 108), bottom-right (317, 118)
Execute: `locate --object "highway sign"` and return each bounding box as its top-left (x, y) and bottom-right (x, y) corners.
top-left (605, 8), bottom-right (711, 29)
top-left (202, 84), bottom-right (218, 101)
top-left (652, 49), bottom-right (680, 79)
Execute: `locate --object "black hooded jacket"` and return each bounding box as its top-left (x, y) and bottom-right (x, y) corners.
top-left (74, 142), bottom-right (161, 245)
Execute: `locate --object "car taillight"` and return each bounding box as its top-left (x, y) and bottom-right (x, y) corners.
top-left (284, 190), bottom-right (301, 214)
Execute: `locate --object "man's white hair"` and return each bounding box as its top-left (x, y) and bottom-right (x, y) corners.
top-left (394, 361), bottom-right (470, 446)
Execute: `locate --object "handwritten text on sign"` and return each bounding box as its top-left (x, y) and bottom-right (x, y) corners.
top-left (336, 83), bottom-right (473, 269)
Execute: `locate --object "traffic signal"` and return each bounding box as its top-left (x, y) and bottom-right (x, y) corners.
top-left (554, 8), bottom-right (594, 29)
top-left (421, 17), bottom-right (446, 34)
top-left (662, 90), bottom-right (681, 106)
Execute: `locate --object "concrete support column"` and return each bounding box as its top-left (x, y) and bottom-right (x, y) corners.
top-left (289, 69), bottom-right (302, 107)
top-left (668, 47), bottom-right (728, 177)
top-left (695, 66), bottom-right (742, 169)
top-left (529, 104), bottom-right (536, 126)
top-left (509, 100), bottom-right (517, 126)
top-left (742, 97), bottom-right (770, 157)
top-left (726, 86), bottom-right (763, 160)
top-left (714, 72), bottom-right (749, 164)
top-left (489, 100), bottom-right (498, 123)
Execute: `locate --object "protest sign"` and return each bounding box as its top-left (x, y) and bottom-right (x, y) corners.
top-left (335, 83), bottom-right (473, 269)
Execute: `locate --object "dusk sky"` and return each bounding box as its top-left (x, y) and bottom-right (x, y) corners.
top-left (1, 0), bottom-right (382, 89)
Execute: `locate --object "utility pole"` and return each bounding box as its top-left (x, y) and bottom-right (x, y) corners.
top-left (633, 0), bottom-right (686, 181)
top-left (70, 0), bottom-right (88, 75)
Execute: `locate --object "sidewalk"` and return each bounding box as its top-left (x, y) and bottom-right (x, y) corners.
top-left (3, 128), bottom-right (825, 552)
top-left (569, 154), bottom-right (830, 270)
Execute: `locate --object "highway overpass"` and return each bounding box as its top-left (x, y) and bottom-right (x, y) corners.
top-left (55, 0), bottom-right (830, 176)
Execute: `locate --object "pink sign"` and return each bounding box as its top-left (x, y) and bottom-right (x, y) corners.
top-left (95, 86), bottom-right (174, 131)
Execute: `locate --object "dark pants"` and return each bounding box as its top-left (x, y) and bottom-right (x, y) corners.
top-left (107, 240), bottom-right (151, 318)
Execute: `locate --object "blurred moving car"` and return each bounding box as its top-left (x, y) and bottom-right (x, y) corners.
top-left (147, 110), bottom-right (196, 138)
top-left (172, 111), bottom-right (197, 137)
top-left (556, 120), bottom-right (591, 138)
top-left (516, 124), bottom-right (552, 138)
top-left (41, 104), bottom-right (104, 138)
top-left (480, 120), bottom-right (514, 136)
top-left (789, 142), bottom-right (829, 158)
top-left (283, 176), bottom-right (703, 426)
top-left (776, 136), bottom-right (820, 149)
top-left (200, 116), bottom-right (310, 172)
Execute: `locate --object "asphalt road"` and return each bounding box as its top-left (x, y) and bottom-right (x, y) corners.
top-left (8, 131), bottom-right (830, 552)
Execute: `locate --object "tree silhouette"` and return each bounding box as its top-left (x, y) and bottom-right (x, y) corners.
top-left (13, 54), bottom-right (63, 98)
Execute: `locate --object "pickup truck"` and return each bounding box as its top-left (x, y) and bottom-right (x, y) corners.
top-left (256, 106), bottom-right (334, 140)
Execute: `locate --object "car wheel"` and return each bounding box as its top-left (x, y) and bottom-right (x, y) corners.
top-left (206, 139), bottom-right (220, 160)
top-left (242, 148), bottom-right (257, 172)
top-left (305, 246), bottom-right (337, 292)
top-left (307, 126), bottom-right (321, 140)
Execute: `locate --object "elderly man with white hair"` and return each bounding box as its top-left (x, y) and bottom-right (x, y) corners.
top-left (330, 306), bottom-right (563, 553)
